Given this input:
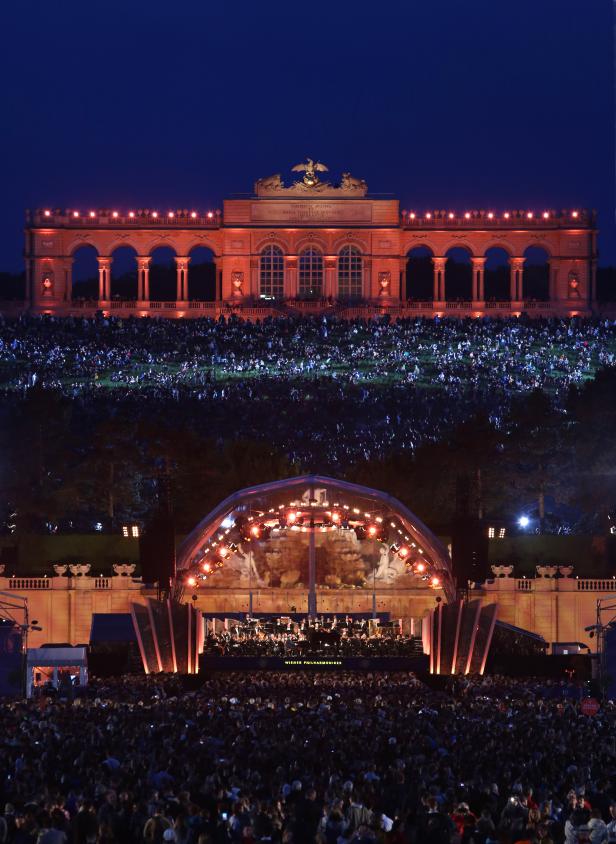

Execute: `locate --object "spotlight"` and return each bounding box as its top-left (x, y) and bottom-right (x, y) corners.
top-left (331, 512), bottom-right (341, 524)
top-left (367, 524), bottom-right (379, 539)
top-left (250, 524), bottom-right (261, 539)
top-left (398, 546), bottom-right (410, 560)
top-left (518, 516), bottom-right (530, 528)
top-left (430, 575), bottom-right (441, 587)
top-left (186, 576), bottom-right (196, 587)
top-left (415, 561), bottom-right (426, 573)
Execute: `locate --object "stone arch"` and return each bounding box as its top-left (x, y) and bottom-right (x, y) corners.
top-left (482, 240), bottom-right (515, 257)
top-left (406, 246), bottom-right (434, 300)
top-left (184, 237), bottom-right (222, 258)
top-left (253, 234), bottom-right (290, 254)
top-left (484, 247), bottom-right (511, 301)
top-left (147, 241), bottom-right (179, 257)
top-left (444, 246), bottom-right (473, 301)
top-left (71, 244), bottom-right (99, 301)
top-left (188, 246), bottom-right (216, 301)
top-left (440, 240), bottom-right (476, 257)
top-left (106, 238), bottom-right (143, 255)
top-left (294, 234), bottom-right (328, 255)
top-left (331, 233), bottom-right (368, 254)
top-left (402, 236), bottom-right (441, 257)
top-left (523, 245), bottom-right (550, 301)
top-left (149, 246), bottom-right (177, 301)
top-left (68, 239), bottom-right (100, 257)
top-left (110, 245), bottom-right (138, 300)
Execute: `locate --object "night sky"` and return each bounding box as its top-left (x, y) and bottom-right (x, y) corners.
top-left (1, 0), bottom-right (613, 271)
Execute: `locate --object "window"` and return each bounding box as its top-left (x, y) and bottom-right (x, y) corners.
top-left (298, 248), bottom-right (323, 297)
top-left (259, 245), bottom-right (284, 299)
top-left (338, 245), bottom-right (363, 298)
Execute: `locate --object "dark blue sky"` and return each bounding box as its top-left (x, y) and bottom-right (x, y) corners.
top-left (2, 0), bottom-right (613, 270)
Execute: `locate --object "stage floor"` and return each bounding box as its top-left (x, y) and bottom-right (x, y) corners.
top-left (199, 654), bottom-right (429, 672)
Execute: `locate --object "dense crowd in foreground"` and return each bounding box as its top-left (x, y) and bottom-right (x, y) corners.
top-left (1, 672), bottom-right (614, 844)
top-left (0, 314), bottom-right (614, 470)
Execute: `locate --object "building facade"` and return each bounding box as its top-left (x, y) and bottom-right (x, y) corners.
top-left (0, 565), bottom-right (611, 654)
top-left (23, 160), bottom-right (598, 319)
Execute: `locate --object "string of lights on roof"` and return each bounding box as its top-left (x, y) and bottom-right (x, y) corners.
top-left (183, 500), bottom-right (444, 590)
top-left (36, 209), bottom-right (222, 222)
top-left (32, 208), bottom-right (589, 225)
top-left (402, 209), bottom-right (585, 222)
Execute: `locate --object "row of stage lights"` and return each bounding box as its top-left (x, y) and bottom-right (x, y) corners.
top-left (403, 210), bottom-right (581, 221)
top-left (41, 209), bottom-right (220, 220)
top-left (183, 505), bottom-right (442, 589)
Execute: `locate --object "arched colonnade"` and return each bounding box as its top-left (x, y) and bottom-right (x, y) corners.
top-left (405, 244), bottom-right (551, 302)
top-left (69, 242), bottom-right (220, 303)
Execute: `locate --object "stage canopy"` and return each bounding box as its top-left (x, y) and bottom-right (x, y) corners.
top-left (176, 475), bottom-right (455, 601)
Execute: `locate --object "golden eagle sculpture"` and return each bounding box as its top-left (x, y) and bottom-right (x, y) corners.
top-left (291, 158), bottom-right (329, 186)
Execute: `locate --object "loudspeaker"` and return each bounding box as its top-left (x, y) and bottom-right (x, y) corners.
top-left (139, 512), bottom-right (176, 585)
top-left (451, 518), bottom-right (489, 585)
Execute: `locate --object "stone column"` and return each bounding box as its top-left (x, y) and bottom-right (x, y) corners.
top-left (64, 258), bottom-right (73, 302)
top-left (250, 258), bottom-right (259, 299)
top-left (471, 257), bottom-right (486, 303)
top-left (175, 256), bottom-right (190, 302)
top-left (137, 256), bottom-right (151, 302)
top-left (325, 257), bottom-right (336, 299)
top-left (510, 257), bottom-right (525, 302)
top-left (433, 257), bottom-right (446, 302)
top-left (286, 258), bottom-right (297, 299)
top-left (97, 256), bottom-right (112, 301)
top-left (213, 257), bottom-right (222, 302)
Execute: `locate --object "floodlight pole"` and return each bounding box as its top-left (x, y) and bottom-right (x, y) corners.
top-left (308, 485), bottom-right (317, 618)
top-left (248, 553), bottom-right (253, 617)
top-left (308, 526), bottom-right (317, 618)
top-left (372, 565), bottom-right (377, 619)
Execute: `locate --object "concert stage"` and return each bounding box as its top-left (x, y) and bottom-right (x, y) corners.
top-left (199, 654), bottom-right (429, 673)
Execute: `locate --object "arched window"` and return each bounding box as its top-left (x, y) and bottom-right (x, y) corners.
top-left (338, 245), bottom-right (363, 298)
top-left (298, 247), bottom-right (323, 298)
top-left (259, 245), bottom-right (284, 299)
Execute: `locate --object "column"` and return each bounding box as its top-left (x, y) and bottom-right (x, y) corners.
top-left (433, 257), bottom-right (446, 301)
top-left (286, 258), bottom-right (297, 299)
top-left (64, 258), bottom-right (73, 302)
top-left (399, 258), bottom-right (407, 301)
top-left (97, 256), bottom-right (112, 301)
top-left (471, 257), bottom-right (486, 302)
top-left (137, 256), bottom-right (151, 301)
top-left (213, 257), bottom-right (222, 302)
top-left (510, 258), bottom-right (525, 302)
top-left (325, 258), bottom-right (336, 299)
top-left (250, 258), bottom-right (259, 298)
top-left (175, 256), bottom-right (190, 302)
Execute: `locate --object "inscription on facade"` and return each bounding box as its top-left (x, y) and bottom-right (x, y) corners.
top-left (251, 201), bottom-right (373, 224)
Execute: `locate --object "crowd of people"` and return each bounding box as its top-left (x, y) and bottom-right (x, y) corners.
top-left (202, 618), bottom-right (422, 658)
top-left (0, 314), bottom-right (614, 469)
top-left (1, 670), bottom-right (615, 844)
